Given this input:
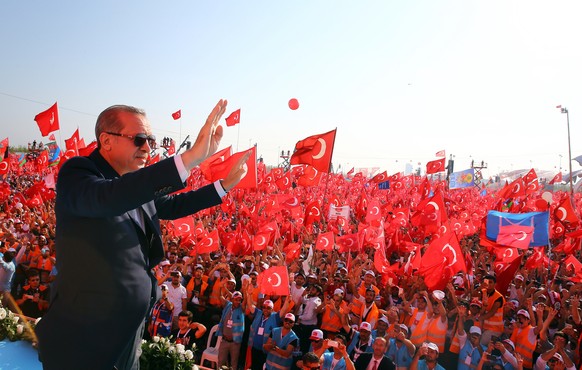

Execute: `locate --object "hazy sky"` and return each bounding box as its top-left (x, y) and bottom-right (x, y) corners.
top-left (2, 1), bottom-right (581, 179)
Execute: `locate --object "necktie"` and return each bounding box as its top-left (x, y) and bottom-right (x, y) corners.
top-left (372, 360), bottom-right (378, 370)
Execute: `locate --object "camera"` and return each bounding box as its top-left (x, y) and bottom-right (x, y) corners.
top-left (328, 340), bottom-right (338, 348)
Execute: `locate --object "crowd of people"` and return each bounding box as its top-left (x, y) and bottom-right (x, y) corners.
top-left (1, 115), bottom-right (582, 369)
top-left (1, 171), bottom-right (581, 370)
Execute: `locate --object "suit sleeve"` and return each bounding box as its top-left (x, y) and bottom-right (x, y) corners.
top-left (57, 156), bottom-right (195, 217)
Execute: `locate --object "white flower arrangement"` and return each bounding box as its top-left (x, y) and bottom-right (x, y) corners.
top-left (0, 302), bottom-right (36, 343)
top-left (140, 335), bottom-right (198, 370)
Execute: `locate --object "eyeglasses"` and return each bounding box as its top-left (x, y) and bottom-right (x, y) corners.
top-left (284, 319), bottom-right (295, 324)
top-left (310, 339), bottom-right (321, 343)
top-left (106, 132), bottom-right (157, 149)
top-left (262, 306), bottom-right (272, 310)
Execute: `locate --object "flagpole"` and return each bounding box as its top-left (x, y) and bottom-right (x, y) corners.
top-left (236, 124), bottom-right (240, 151)
top-left (179, 117), bottom-right (182, 148)
top-left (559, 106), bottom-right (574, 201)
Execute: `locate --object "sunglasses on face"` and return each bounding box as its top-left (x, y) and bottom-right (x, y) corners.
top-left (106, 132), bottom-right (157, 149)
top-left (284, 319), bottom-right (295, 324)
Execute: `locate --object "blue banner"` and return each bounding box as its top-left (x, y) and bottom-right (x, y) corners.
top-left (449, 168), bottom-right (475, 189)
top-left (486, 211), bottom-right (549, 247)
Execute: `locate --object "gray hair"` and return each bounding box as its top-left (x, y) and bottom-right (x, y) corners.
top-left (95, 105), bottom-right (146, 148)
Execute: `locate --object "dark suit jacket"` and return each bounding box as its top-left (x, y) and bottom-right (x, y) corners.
top-left (354, 353), bottom-right (396, 370)
top-left (36, 150), bottom-right (221, 369)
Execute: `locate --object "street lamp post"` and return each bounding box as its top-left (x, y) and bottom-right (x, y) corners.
top-left (559, 106), bottom-right (574, 199)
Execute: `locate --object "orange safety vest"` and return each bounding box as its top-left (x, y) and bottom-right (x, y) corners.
top-left (357, 284), bottom-right (380, 298)
top-left (186, 276), bottom-right (209, 297)
top-left (349, 298), bottom-right (365, 324)
top-left (407, 308), bottom-right (429, 347)
top-left (33, 256), bottom-right (53, 272)
top-left (208, 278), bottom-right (225, 307)
top-left (359, 303), bottom-right (380, 328)
top-left (483, 290), bottom-right (505, 335)
top-left (510, 325), bottom-right (536, 369)
top-left (321, 302), bottom-right (348, 333)
top-left (426, 316), bottom-right (447, 352)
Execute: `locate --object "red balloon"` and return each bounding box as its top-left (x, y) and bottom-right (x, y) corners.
top-left (288, 98), bottom-right (299, 110)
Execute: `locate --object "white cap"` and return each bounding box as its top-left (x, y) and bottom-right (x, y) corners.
top-left (333, 288), bottom-right (344, 296)
top-left (515, 274), bottom-right (524, 281)
top-left (502, 339), bottom-right (515, 350)
top-left (432, 290), bottom-right (445, 301)
top-left (159, 260), bottom-right (170, 266)
top-left (364, 270), bottom-right (375, 277)
top-left (426, 342), bottom-right (439, 353)
top-left (263, 300), bottom-right (274, 308)
top-left (517, 309), bottom-right (530, 319)
top-left (359, 322), bottom-right (372, 332)
top-left (378, 316), bottom-right (389, 325)
top-left (284, 313), bottom-right (296, 322)
top-left (469, 326), bottom-right (482, 335)
top-left (232, 291), bottom-right (243, 299)
top-left (309, 329), bottom-right (324, 340)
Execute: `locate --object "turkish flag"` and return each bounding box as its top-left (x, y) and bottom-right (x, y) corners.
top-left (549, 172), bottom-right (563, 185)
top-left (410, 189), bottom-right (447, 232)
top-left (0, 138), bottom-right (8, 159)
top-left (290, 129), bottom-right (336, 173)
top-left (498, 177), bottom-right (526, 199)
top-left (563, 255), bottom-right (582, 282)
top-left (225, 109), bottom-right (241, 127)
top-left (258, 266), bottom-right (290, 296)
top-left (524, 247), bottom-right (548, 270)
top-left (336, 233), bottom-right (361, 252)
top-left (0, 158), bottom-right (9, 175)
top-left (284, 242), bottom-right (301, 264)
top-left (365, 199), bottom-right (383, 224)
top-left (65, 129), bottom-right (80, 152)
top-left (421, 230), bottom-right (466, 274)
top-left (252, 231), bottom-right (271, 251)
top-left (197, 229), bottom-right (220, 254)
top-left (315, 232), bottom-right (334, 251)
top-left (275, 172), bottom-right (292, 191)
top-left (523, 169), bottom-right (539, 195)
top-left (36, 151), bottom-right (49, 170)
top-left (554, 195), bottom-right (579, 225)
top-left (27, 193), bottom-right (43, 208)
top-left (304, 200), bottom-right (322, 226)
top-left (147, 153), bottom-right (160, 166)
top-left (496, 224), bottom-right (534, 249)
top-left (78, 141), bottom-right (97, 156)
top-left (35, 102), bottom-right (60, 137)
top-left (435, 150), bottom-right (445, 157)
top-left (418, 254), bottom-right (453, 291)
top-left (426, 158), bottom-right (445, 174)
top-left (554, 238), bottom-right (581, 255)
top-left (297, 165), bottom-right (322, 187)
top-left (167, 140), bottom-right (176, 156)
top-left (173, 216), bottom-right (195, 238)
top-left (200, 146), bottom-right (232, 179)
top-left (172, 110), bottom-right (181, 120)
top-left (204, 147), bottom-right (257, 189)
top-left (494, 254), bottom-right (522, 295)
top-left (370, 171), bottom-right (387, 183)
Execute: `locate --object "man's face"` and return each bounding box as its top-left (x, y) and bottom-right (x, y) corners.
top-left (283, 317), bottom-right (295, 329)
top-left (178, 316), bottom-right (190, 330)
top-left (425, 348), bottom-right (439, 362)
top-left (364, 274), bottom-right (374, 285)
top-left (295, 275), bottom-right (305, 286)
top-left (232, 297), bottom-right (242, 308)
top-left (359, 329), bottom-right (371, 341)
top-left (169, 253), bottom-right (177, 263)
top-left (469, 333), bottom-right (480, 345)
top-left (484, 278), bottom-right (496, 293)
top-left (171, 274), bottom-right (181, 285)
top-left (29, 275), bottom-right (40, 288)
top-left (365, 291), bottom-right (375, 304)
top-left (194, 268), bottom-right (203, 278)
top-left (516, 314), bottom-right (529, 328)
top-left (372, 338), bottom-right (387, 357)
top-left (101, 111), bottom-right (153, 176)
top-left (376, 321), bottom-right (388, 333)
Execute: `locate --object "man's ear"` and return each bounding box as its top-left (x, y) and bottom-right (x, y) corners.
top-left (99, 133), bottom-right (111, 150)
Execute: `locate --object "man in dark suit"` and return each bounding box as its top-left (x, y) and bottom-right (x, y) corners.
top-left (346, 337), bottom-right (396, 370)
top-left (35, 100), bottom-right (249, 370)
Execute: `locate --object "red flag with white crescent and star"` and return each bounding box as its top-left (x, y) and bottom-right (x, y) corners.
top-left (258, 265), bottom-right (290, 296)
top-left (425, 158), bottom-right (445, 174)
top-left (172, 110), bottom-right (181, 120)
top-left (290, 129), bottom-right (336, 173)
top-left (225, 109), bottom-right (241, 127)
top-left (35, 102), bottom-right (60, 137)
